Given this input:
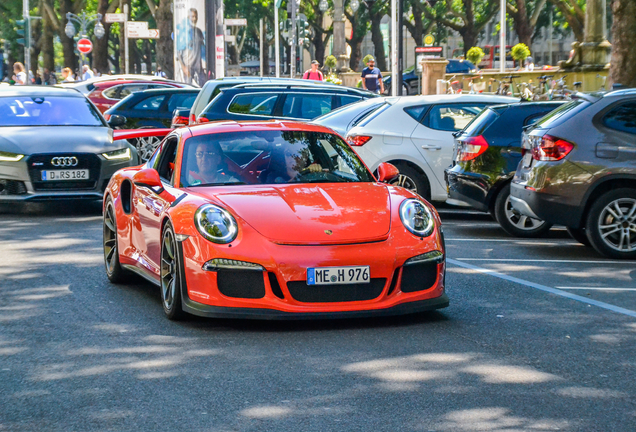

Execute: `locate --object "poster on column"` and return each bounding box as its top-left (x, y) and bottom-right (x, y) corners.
top-left (173, 0), bottom-right (207, 86)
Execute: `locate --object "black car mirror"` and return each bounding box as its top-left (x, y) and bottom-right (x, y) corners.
top-left (108, 114), bottom-right (127, 128)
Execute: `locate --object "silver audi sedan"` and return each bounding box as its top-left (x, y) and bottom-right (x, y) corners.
top-left (0, 86), bottom-right (139, 202)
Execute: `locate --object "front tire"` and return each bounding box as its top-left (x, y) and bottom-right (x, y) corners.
top-left (161, 222), bottom-right (186, 320)
top-left (494, 184), bottom-right (552, 238)
top-left (585, 189), bottom-right (636, 259)
top-left (103, 197), bottom-right (130, 283)
top-left (389, 163), bottom-right (431, 201)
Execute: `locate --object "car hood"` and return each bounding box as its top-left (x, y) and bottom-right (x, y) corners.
top-left (195, 182), bottom-right (392, 245)
top-left (0, 126), bottom-right (120, 155)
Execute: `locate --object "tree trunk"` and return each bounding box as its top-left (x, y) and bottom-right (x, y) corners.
top-left (59, 0), bottom-right (79, 72)
top-left (155, 0), bottom-right (174, 78)
top-left (40, 0), bottom-right (55, 72)
top-left (369, 11), bottom-right (387, 71)
top-left (547, 0), bottom-right (584, 42)
top-left (509, 0), bottom-right (533, 49)
top-left (609, 0), bottom-right (636, 87)
top-left (30, 15), bottom-right (43, 75)
top-left (346, 9), bottom-right (367, 71)
top-left (93, 0), bottom-right (112, 75)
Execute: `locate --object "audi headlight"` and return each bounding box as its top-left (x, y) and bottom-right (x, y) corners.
top-left (194, 204), bottom-right (238, 244)
top-left (0, 151), bottom-right (25, 162)
top-left (102, 148), bottom-right (132, 161)
top-left (399, 199), bottom-right (434, 237)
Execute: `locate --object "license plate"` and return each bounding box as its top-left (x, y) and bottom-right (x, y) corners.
top-left (41, 169), bottom-right (89, 181)
top-left (307, 266), bottom-right (370, 285)
top-left (522, 152), bottom-right (533, 167)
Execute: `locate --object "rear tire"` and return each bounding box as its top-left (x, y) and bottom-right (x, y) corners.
top-left (103, 197), bottom-right (130, 283)
top-left (566, 227), bottom-right (591, 247)
top-left (585, 188), bottom-right (636, 259)
top-left (161, 222), bottom-right (186, 320)
top-left (494, 183), bottom-right (552, 238)
top-left (390, 163), bottom-right (431, 201)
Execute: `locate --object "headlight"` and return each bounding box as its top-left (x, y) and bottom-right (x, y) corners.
top-left (399, 199), bottom-right (434, 237)
top-left (0, 151), bottom-right (25, 162)
top-left (102, 148), bottom-right (132, 161)
top-left (194, 204), bottom-right (238, 244)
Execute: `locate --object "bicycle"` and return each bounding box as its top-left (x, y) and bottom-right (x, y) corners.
top-left (441, 75), bottom-right (462, 94)
top-left (464, 75), bottom-right (485, 94)
top-left (490, 75), bottom-right (520, 96)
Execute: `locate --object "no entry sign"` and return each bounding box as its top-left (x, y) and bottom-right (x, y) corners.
top-left (77, 38), bottom-right (93, 54)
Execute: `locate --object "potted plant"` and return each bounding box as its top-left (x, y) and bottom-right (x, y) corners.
top-left (511, 43), bottom-right (531, 68)
top-left (466, 47), bottom-right (485, 67)
top-left (323, 55), bottom-right (341, 84)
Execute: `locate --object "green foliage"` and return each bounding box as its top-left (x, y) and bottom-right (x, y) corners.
top-left (324, 55), bottom-right (337, 70)
top-left (362, 54), bottom-right (374, 65)
top-left (511, 43), bottom-right (531, 61)
top-left (466, 46), bottom-right (485, 65)
top-left (325, 72), bottom-right (341, 85)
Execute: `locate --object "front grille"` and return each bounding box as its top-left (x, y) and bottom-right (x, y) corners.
top-left (217, 270), bottom-right (266, 299)
top-left (0, 179), bottom-right (27, 195)
top-left (400, 262), bottom-right (439, 293)
top-left (27, 153), bottom-right (101, 191)
top-left (287, 278), bottom-right (386, 303)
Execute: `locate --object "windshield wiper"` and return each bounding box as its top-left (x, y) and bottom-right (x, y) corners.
top-left (195, 181), bottom-right (247, 187)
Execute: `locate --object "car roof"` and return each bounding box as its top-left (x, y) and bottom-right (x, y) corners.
top-left (135, 87), bottom-right (200, 95)
top-left (185, 120), bottom-right (338, 137)
top-left (0, 86), bottom-right (85, 98)
top-left (392, 94), bottom-right (518, 106)
top-left (219, 84), bottom-right (374, 95)
top-left (603, 88), bottom-right (636, 98)
top-left (92, 79), bottom-right (179, 88)
top-left (488, 100), bottom-right (565, 109)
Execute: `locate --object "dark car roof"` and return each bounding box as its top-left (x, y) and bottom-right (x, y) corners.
top-left (220, 84), bottom-right (375, 96)
top-left (124, 87), bottom-right (200, 97)
top-left (0, 86), bottom-right (86, 98)
top-left (489, 101), bottom-right (565, 110)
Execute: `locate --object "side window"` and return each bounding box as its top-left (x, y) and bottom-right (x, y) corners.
top-left (282, 94), bottom-right (334, 119)
top-left (133, 95), bottom-right (166, 110)
top-left (228, 93), bottom-right (279, 115)
top-left (156, 137), bottom-right (179, 183)
top-left (167, 93), bottom-right (197, 113)
top-left (119, 85), bottom-right (149, 99)
top-left (102, 85), bottom-right (120, 99)
top-left (603, 102), bottom-right (636, 135)
top-left (404, 105), bottom-right (428, 122)
top-left (340, 95), bottom-right (362, 107)
top-left (425, 104), bottom-right (487, 131)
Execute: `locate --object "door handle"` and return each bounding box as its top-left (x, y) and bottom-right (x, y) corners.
top-left (422, 145), bottom-right (442, 150)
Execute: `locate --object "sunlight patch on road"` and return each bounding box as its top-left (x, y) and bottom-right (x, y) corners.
top-left (436, 407), bottom-right (570, 431)
top-left (461, 365), bottom-right (559, 384)
top-left (241, 405), bottom-right (293, 419)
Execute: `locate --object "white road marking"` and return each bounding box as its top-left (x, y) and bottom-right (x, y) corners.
top-left (557, 287), bottom-right (636, 292)
top-left (447, 258), bottom-right (636, 319)
top-left (454, 258), bottom-right (636, 265)
top-left (446, 238), bottom-right (579, 245)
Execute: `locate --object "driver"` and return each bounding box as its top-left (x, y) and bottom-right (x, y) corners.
top-left (188, 141), bottom-right (238, 185)
top-left (266, 145), bottom-right (321, 183)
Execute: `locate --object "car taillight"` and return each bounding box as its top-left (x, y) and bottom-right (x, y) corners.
top-left (346, 135), bottom-right (372, 146)
top-left (197, 116), bottom-right (210, 123)
top-left (189, 113), bottom-right (196, 125)
top-left (457, 135), bottom-right (489, 161)
top-left (172, 115), bottom-right (188, 127)
top-left (103, 113), bottom-right (111, 121)
top-left (532, 134), bottom-right (574, 161)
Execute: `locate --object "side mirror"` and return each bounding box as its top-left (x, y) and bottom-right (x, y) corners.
top-left (377, 162), bottom-right (400, 183)
top-left (108, 114), bottom-right (127, 128)
top-left (133, 168), bottom-right (163, 191)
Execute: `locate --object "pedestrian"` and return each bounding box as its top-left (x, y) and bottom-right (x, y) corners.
top-left (12, 62), bottom-right (27, 85)
top-left (525, 56), bottom-right (535, 71)
top-left (361, 57), bottom-right (384, 94)
top-left (34, 71), bottom-right (42, 85)
top-left (43, 68), bottom-right (57, 85)
top-left (154, 66), bottom-right (167, 78)
top-left (82, 65), bottom-right (95, 81)
top-left (61, 67), bottom-right (75, 83)
top-left (302, 60), bottom-right (324, 81)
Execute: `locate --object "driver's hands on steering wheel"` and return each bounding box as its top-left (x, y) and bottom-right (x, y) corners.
top-left (306, 163), bottom-right (322, 173)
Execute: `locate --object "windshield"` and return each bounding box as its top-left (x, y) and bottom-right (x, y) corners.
top-left (532, 99), bottom-right (589, 129)
top-left (462, 108), bottom-right (499, 137)
top-left (181, 130), bottom-right (375, 187)
top-left (313, 98), bottom-right (387, 128)
top-left (0, 96), bottom-right (104, 127)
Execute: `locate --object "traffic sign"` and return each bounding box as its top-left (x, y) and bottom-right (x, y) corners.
top-left (126, 21), bottom-right (148, 38)
top-left (77, 38), bottom-right (93, 54)
top-left (225, 18), bottom-right (247, 26)
top-left (105, 13), bottom-right (126, 23)
top-left (424, 34), bottom-right (435, 46)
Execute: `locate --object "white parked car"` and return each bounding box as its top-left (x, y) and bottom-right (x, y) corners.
top-left (345, 94), bottom-right (517, 203)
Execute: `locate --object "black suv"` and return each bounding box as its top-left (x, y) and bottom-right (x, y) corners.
top-left (445, 101), bottom-right (563, 237)
top-left (196, 84), bottom-right (377, 123)
top-left (511, 90), bottom-right (636, 258)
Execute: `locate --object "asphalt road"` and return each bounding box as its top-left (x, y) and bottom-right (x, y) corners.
top-left (1, 202), bottom-right (636, 431)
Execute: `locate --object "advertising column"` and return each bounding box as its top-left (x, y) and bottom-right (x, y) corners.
top-left (174, 0), bottom-right (207, 85)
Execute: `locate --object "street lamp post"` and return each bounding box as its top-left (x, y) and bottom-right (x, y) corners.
top-left (65, 11), bottom-right (105, 78)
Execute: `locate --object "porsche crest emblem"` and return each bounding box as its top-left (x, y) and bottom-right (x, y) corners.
top-left (324, 230), bottom-right (333, 235)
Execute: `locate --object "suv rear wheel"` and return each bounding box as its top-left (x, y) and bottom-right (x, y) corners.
top-left (495, 184), bottom-right (552, 238)
top-left (586, 188), bottom-right (636, 259)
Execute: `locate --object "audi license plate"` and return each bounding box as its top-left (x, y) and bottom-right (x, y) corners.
top-left (41, 169), bottom-right (89, 181)
top-left (307, 266), bottom-right (370, 285)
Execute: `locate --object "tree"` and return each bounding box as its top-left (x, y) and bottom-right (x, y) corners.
top-left (425, 0), bottom-right (500, 57)
top-left (344, 1), bottom-right (368, 71)
top-left (506, 0), bottom-right (548, 51)
top-left (368, 0), bottom-right (388, 71)
top-left (609, 0), bottom-right (636, 87)
top-left (546, 0), bottom-right (585, 41)
top-left (404, 0), bottom-right (434, 47)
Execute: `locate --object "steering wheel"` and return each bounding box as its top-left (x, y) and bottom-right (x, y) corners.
top-left (294, 169), bottom-right (341, 182)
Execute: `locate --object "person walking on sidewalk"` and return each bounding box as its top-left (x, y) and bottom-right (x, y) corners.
top-left (302, 60), bottom-right (324, 81)
top-left (361, 57), bottom-right (384, 94)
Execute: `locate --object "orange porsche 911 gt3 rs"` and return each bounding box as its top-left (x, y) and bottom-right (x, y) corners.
top-left (102, 121), bottom-right (448, 320)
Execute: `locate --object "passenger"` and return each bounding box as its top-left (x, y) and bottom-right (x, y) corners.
top-left (61, 67), bottom-right (75, 83)
top-left (187, 141), bottom-right (238, 185)
top-left (265, 145), bottom-right (322, 183)
top-left (12, 63), bottom-right (27, 86)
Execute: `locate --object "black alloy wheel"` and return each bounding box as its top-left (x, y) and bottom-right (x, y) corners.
top-left (566, 227), bottom-right (591, 247)
top-left (494, 184), bottom-right (552, 238)
top-left (103, 198), bottom-right (129, 283)
top-left (161, 223), bottom-right (185, 320)
top-left (586, 189), bottom-right (636, 259)
top-left (389, 163), bottom-right (431, 201)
